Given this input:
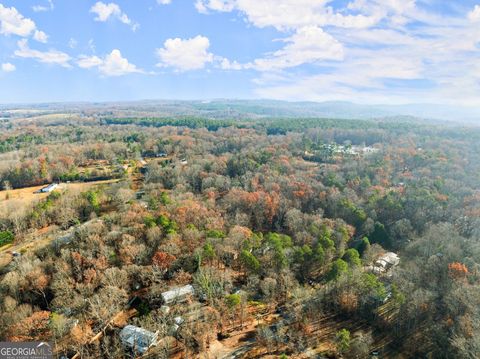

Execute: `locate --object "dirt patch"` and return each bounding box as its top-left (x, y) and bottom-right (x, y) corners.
top-left (203, 310), bottom-right (279, 359)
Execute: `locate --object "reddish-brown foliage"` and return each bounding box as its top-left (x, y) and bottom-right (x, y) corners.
top-left (70, 323), bottom-right (94, 345)
top-left (7, 311), bottom-right (52, 342)
top-left (448, 262), bottom-right (469, 279)
top-left (83, 268), bottom-right (98, 285)
top-left (152, 251), bottom-right (176, 270)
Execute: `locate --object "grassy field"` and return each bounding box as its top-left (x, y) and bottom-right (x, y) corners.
top-left (0, 179), bottom-right (121, 270)
top-left (0, 179), bottom-right (120, 214)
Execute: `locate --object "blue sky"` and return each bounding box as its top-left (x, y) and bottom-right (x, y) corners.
top-left (0, 0), bottom-right (479, 105)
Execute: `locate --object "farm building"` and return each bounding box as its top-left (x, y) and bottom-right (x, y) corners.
top-left (38, 183), bottom-right (58, 193)
top-left (119, 325), bottom-right (159, 354)
top-left (161, 284), bottom-right (195, 305)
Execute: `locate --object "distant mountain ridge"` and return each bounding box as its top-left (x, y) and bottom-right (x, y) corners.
top-left (1, 99), bottom-right (479, 123)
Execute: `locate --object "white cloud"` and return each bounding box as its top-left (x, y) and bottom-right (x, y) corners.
top-left (14, 39), bottom-right (71, 67)
top-left (215, 26), bottom-right (344, 72)
top-left (77, 49), bottom-right (143, 76)
top-left (77, 55), bottom-right (103, 69)
top-left (32, 0), bottom-right (54, 12)
top-left (156, 35), bottom-right (214, 71)
top-left (157, 0), bottom-right (172, 4)
top-left (195, 0), bottom-right (383, 30)
top-left (1, 62), bottom-right (16, 72)
top-left (32, 5), bottom-right (48, 12)
top-left (220, 58), bottom-right (247, 70)
top-left (252, 26), bottom-right (344, 71)
top-left (90, 2), bottom-right (121, 21)
top-left (0, 4), bottom-right (48, 42)
top-left (90, 2), bottom-right (139, 31)
top-left (191, 0), bottom-right (415, 74)
top-left (194, 0), bottom-right (425, 31)
top-left (0, 4), bottom-right (36, 37)
top-left (33, 30), bottom-right (48, 43)
top-left (468, 5), bottom-right (480, 22)
top-left (195, 0), bottom-right (235, 14)
top-left (192, 0), bottom-right (480, 106)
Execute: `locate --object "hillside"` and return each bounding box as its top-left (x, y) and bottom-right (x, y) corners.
top-left (0, 111), bottom-right (479, 358)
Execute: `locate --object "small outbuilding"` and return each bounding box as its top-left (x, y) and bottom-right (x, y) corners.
top-left (172, 316), bottom-right (185, 332)
top-left (119, 325), bottom-right (159, 354)
top-left (160, 284), bottom-right (195, 305)
top-left (38, 183), bottom-right (58, 193)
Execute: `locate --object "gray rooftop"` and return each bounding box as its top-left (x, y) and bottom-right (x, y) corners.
top-left (119, 325), bottom-right (159, 354)
top-left (161, 284), bottom-right (195, 304)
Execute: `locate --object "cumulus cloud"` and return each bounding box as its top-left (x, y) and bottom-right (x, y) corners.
top-left (77, 49), bottom-right (143, 76)
top-left (33, 30), bottom-right (48, 43)
top-left (252, 26), bottom-right (344, 71)
top-left (0, 4), bottom-right (35, 36)
top-left (90, 2), bottom-right (139, 31)
top-left (191, 1), bottom-right (389, 72)
top-left (195, 0), bottom-right (384, 30)
top-left (191, 0), bottom-right (480, 105)
top-left (14, 39), bottom-right (71, 67)
top-left (156, 35), bottom-right (214, 71)
top-left (207, 26), bottom-right (344, 72)
top-left (90, 2), bottom-right (123, 21)
top-left (194, 0), bottom-right (423, 32)
top-left (1, 62), bottom-right (16, 72)
top-left (0, 4), bottom-right (48, 41)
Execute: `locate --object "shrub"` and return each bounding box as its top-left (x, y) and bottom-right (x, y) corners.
top-left (0, 230), bottom-right (14, 247)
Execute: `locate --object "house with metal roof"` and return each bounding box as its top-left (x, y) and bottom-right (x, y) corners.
top-left (160, 284), bottom-right (195, 305)
top-left (119, 325), bottom-right (159, 354)
top-left (37, 183), bottom-right (58, 193)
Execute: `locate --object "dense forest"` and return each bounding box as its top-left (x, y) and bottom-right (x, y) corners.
top-left (1, 111), bottom-right (480, 358)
